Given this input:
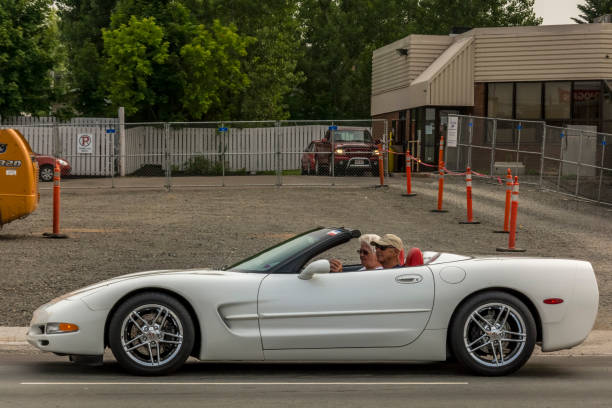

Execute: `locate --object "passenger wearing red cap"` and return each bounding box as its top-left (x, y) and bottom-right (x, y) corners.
top-left (371, 234), bottom-right (404, 269)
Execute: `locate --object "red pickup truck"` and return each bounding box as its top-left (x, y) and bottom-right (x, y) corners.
top-left (301, 127), bottom-right (380, 176)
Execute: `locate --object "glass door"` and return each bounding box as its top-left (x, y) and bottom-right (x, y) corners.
top-left (423, 108), bottom-right (437, 164)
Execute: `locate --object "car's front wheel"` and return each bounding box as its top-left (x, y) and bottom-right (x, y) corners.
top-left (108, 292), bottom-right (195, 375)
top-left (39, 164), bottom-right (54, 182)
top-left (449, 291), bottom-right (536, 376)
top-left (315, 157), bottom-right (327, 175)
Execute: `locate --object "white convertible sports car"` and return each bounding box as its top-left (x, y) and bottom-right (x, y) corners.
top-left (28, 227), bottom-right (599, 376)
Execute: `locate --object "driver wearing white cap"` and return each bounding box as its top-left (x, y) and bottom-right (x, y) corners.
top-left (371, 234), bottom-right (404, 269)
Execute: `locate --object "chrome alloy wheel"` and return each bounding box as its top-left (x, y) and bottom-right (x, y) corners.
top-left (40, 165), bottom-right (54, 182)
top-left (463, 302), bottom-right (527, 368)
top-left (120, 304), bottom-right (184, 368)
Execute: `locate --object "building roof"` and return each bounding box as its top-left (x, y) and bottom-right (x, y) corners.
top-left (371, 23), bottom-right (612, 116)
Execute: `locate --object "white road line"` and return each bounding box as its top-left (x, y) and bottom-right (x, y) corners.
top-left (21, 382), bottom-right (469, 386)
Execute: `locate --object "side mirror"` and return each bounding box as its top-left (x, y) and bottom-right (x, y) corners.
top-left (298, 259), bottom-right (330, 280)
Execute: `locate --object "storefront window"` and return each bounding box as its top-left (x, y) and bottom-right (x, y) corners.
top-left (573, 81), bottom-right (600, 124)
top-left (487, 83), bottom-right (513, 118)
top-left (516, 82), bottom-right (542, 119)
top-left (545, 82), bottom-right (571, 119)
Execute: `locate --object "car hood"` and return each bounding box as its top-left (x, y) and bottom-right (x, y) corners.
top-left (333, 142), bottom-right (375, 148)
top-left (53, 268), bottom-right (230, 302)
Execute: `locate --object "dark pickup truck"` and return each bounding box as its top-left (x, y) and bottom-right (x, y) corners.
top-left (301, 127), bottom-right (380, 176)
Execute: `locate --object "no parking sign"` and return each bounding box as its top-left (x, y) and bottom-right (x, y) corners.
top-left (78, 133), bottom-right (93, 154)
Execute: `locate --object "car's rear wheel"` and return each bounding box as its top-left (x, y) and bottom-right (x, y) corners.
top-left (109, 292), bottom-right (195, 375)
top-left (39, 164), bottom-right (54, 182)
top-left (449, 291), bottom-right (536, 376)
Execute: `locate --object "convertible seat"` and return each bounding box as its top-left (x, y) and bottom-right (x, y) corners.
top-left (405, 247), bottom-right (424, 266)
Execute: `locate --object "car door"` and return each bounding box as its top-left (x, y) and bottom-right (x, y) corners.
top-left (257, 266), bottom-right (434, 350)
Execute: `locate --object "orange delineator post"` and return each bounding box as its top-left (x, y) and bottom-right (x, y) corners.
top-left (494, 168), bottom-right (513, 233)
top-left (466, 168), bottom-right (473, 221)
top-left (503, 168), bottom-right (512, 231)
top-left (460, 167), bottom-right (480, 224)
top-left (402, 150), bottom-right (416, 197)
top-left (508, 176), bottom-right (519, 249)
top-left (496, 176), bottom-right (525, 252)
top-left (431, 135), bottom-right (448, 212)
top-left (53, 161), bottom-right (60, 234)
top-left (43, 159), bottom-right (68, 239)
top-left (437, 162), bottom-right (444, 209)
top-left (431, 160), bottom-right (448, 212)
top-left (377, 144), bottom-right (385, 186)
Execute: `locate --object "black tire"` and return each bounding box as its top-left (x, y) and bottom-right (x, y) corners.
top-left (39, 164), bottom-right (54, 182)
top-left (333, 163), bottom-right (345, 177)
top-left (449, 291), bottom-right (536, 376)
top-left (316, 157), bottom-right (327, 176)
top-left (109, 292), bottom-right (195, 376)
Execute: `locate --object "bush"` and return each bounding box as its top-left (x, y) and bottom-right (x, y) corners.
top-left (183, 156), bottom-right (226, 176)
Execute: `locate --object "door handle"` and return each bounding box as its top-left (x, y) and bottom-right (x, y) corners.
top-left (395, 274), bottom-right (423, 284)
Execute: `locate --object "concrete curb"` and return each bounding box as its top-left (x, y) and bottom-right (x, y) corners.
top-left (2, 327), bottom-right (611, 355)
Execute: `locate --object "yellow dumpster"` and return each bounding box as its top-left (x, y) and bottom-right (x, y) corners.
top-left (0, 129), bottom-right (39, 228)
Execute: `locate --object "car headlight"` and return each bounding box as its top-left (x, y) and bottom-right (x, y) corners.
top-left (334, 149), bottom-right (344, 154)
top-left (58, 160), bottom-right (68, 166)
top-left (46, 322), bottom-right (79, 334)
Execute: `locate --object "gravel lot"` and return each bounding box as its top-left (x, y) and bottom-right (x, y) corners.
top-left (1, 174), bottom-right (610, 329)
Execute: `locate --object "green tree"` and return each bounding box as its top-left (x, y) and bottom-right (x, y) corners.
top-left (178, 20), bottom-right (249, 119)
top-left (46, 8), bottom-right (75, 120)
top-left (211, 0), bottom-right (305, 120)
top-left (56, 0), bottom-right (118, 116)
top-left (0, 0), bottom-right (55, 119)
top-left (572, 0), bottom-right (612, 23)
top-left (290, 0), bottom-right (541, 120)
top-left (103, 0), bottom-right (249, 120)
top-left (413, 0), bottom-right (542, 35)
top-left (102, 16), bottom-right (169, 117)
top-left (289, 0), bottom-right (418, 119)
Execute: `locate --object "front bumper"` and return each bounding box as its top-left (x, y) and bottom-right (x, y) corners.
top-left (27, 298), bottom-right (107, 356)
top-left (334, 156), bottom-right (378, 169)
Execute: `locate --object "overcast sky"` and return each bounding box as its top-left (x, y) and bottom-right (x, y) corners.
top-left (534, 0), bottom-right (587, 25)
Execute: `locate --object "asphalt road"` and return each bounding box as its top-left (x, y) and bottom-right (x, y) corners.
top-left (1, 352), bottom-right (611, 408)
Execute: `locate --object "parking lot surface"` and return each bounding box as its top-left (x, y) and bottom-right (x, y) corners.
top-left (1, 174), bottom-right (610, 328)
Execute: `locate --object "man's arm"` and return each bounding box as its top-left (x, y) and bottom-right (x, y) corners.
top-left (330, 259), bottom-right (343, 273)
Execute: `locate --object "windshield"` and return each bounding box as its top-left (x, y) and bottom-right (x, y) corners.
top-left (227, 228), bottom-right (337, 273)
top-left (331, 130), bottom-right (372, 143)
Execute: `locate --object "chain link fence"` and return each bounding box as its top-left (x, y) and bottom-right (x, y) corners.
top-left (1, 118), bottom-right (118, 188)
top-left (2, 118), bottom-right (387, 189)
top-left (447, 115), bottom-right (611, 205)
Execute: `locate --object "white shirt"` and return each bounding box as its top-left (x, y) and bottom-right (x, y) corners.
top-left (358, 266), bottom-right (384, 271)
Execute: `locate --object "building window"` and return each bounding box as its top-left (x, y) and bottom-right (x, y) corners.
top-left (516, 82), bottom-right (542, 119)
top-left (487, 83), bottom-right (513, 119)
top-left (573, 81), bottom-right (601, 123)
top-left (545, 82), bottom-right (571, 119)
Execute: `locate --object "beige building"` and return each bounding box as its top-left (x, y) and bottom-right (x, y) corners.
top-left (371, 23), bottom-right (612, 169)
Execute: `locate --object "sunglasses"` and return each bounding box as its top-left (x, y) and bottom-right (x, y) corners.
top-left (374, 245), bottom-right (393, 251)
top-left (356, 249), bottom-right (371, 255)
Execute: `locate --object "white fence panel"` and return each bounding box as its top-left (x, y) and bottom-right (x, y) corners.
top-left (1, 116), bottom-right (118, 176)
